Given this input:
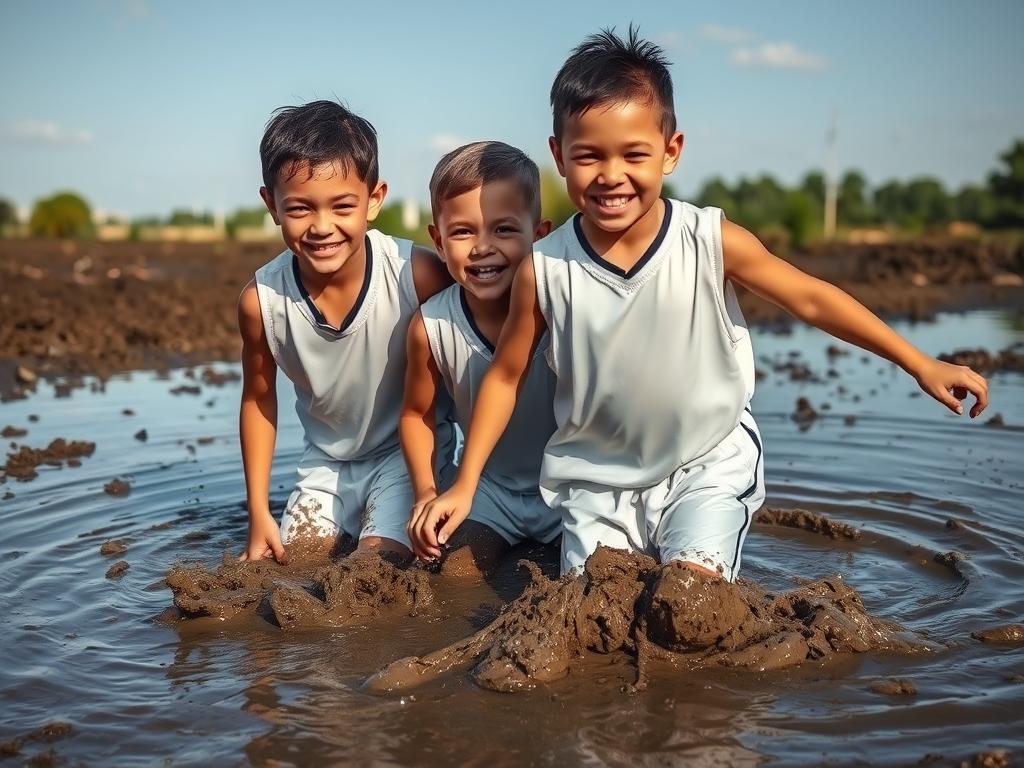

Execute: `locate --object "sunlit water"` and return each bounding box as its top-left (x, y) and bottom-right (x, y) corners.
top-left (1, 309), bottom-right (1022, 766)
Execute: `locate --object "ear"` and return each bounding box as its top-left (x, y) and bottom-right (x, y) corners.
top-left (548, 136), bottom-right (566, 177)
top-left (663, 131), bottom-right (684, 175)
top-left (427, 223), bottom-right (446, 261)
top-left (259, 187), bottom-right (280, 225)
top-left (365, 180), bottom-right (388, 222)
top-left (533, 218), bottom-right (552, 241)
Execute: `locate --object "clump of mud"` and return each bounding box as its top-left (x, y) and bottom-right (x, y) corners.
top-left (869, 678), bottom-right (917, 696)
top-left (1, 438), bottom-right (95, 482)
top-left (939, 343), bottom-right (1024, 375)
top-left (791, 397), bottom-right (819, 430)
top-left (166, 546), bottom-right (432, 627)
top-left (105, 560), bottom-right (129, 579)
top-left (0, 722), bottom-right (72, 758)
top-left (755, 507), bottom-right (862, 540)
top-left (99, 539), bottom-right (127, 556)
top-left (972, 624), bottom-right (1024, 645)
top-left (104, 478), bottom-right (131, 496)
top-left (366, 546), bottom-right (923, 694)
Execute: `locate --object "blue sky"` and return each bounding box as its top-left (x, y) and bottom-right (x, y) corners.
top-left (1, 0), bottom-right (1022, 219)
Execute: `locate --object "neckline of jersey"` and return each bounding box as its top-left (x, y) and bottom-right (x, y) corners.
top-left (459, 286), bottom-right (496, 354)
top-left (572, 198), bottom-right (673, 281)
top-left (290, 235), bottom-right (373, 335)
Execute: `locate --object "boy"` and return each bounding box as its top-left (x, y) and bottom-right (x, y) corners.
top-left (410, 29), bottom-right (989, 578)
top-left (401, 142), bottom-right (558, 576)
top-left (238, 100), bottom-right (453, 564)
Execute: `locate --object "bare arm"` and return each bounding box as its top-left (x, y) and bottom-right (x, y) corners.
top-left (237, 280), bottom-right (286, 562)
top-left (400, 312), bottom-right (446, 560)
top-left (722, 220), bottom-right (988, 416)
top-left (410, 244), bottom-right (454, 304)
top-left (412, 258), bottom-right (547, 557)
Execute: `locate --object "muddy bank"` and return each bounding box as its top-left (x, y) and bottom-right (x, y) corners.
top-left (2, 237), bottom-right (1021, 395)
top-left (1, 438), bottom-right (95, 482)
top-left (754, 506), bottom-right (862, 540)
top-left (366, 546), bottom-right (924, 694)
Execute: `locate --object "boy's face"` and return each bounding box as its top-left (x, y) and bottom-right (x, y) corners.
top-left (549, 100), bottom-right (683, 234)
top-left (260, 159), bottom-right (387, 278)
top-left (429, 180), bottom-right (550, 302)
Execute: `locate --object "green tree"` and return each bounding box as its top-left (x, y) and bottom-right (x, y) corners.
top-left (0, 197), bottom-right (17, 236)
top-left (873, 180), bottom-right (909, 228)
top-left (226, 207), bottom-right (270, 239)
top-left (837, 170), bottom-right (872, 227)
top-left (799, 171), bottom-right (826, 209)
top-left (953, 185), bottom-right (997, 226)
top-left (167, 209), bottom-right (214, 226)
top-left (782, 190), bottom-right (820, 248)
top-left (904, 177), bottom-right (951, 227)
top-left (987, 139), bottom-right (1024, 227)
top-left (694, 177), bottom-right (737, 213)
top-left (733, 175), bottom-right (787, 232)
top-left (29, 191), bottom-right (93, 238)
top-left (540, 168), bottom-right (577, 227)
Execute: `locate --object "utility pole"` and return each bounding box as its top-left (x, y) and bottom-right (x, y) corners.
top-left (824, 112), bottom-right (838, 240)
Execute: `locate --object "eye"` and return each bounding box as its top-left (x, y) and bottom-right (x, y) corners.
top-left (333, 203), bottom-right (355, 212)
top-left (572, 153), bottom-right (598, 164)
top-left (496, 225), bottom-right (520, 235)
top-left (625, 152), bottom-right (650, 161)
top-left (449, 227), bottom-right (472, 238)
top-left (286, 206), bottom-right (309, 215)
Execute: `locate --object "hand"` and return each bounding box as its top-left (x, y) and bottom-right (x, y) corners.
top-left (239, 508), bottom-right (288, 564)
top-left (406, 490), bottom-right (438, 562)
top-left (911, 357), bottom-right (989, 417)
top-left (408, 481), bottom-right (475, 562)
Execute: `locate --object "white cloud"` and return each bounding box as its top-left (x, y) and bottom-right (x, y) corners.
top-left (731, 42), bottom-right (828, 71)
top-left (429, 133), bottom-right (467, 153)
top-left (700, 24), bottom-right (753, 45)
top-left (3, 120), bottom-right (94, 145)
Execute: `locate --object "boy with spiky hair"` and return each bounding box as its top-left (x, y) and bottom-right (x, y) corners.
top-left (238, 100), bottom-right (453, 564)
top-left (410, 29), bottom-right (988, 577)
top-left (402, 141), bottom-right (558, 576)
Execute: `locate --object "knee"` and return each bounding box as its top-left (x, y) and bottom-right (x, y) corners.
top-left (358, 536), bottom-right (412, 566)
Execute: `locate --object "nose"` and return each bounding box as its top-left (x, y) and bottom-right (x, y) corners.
top-left (310, 210), bottom-right (333, 236)
top-left (471, 235), bottom-right (495, 257)
top-left (597, 158), bottom-right (626, 187)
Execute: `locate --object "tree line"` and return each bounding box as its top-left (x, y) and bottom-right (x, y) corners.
top-left (3, 139), bottom-right (1021, 246)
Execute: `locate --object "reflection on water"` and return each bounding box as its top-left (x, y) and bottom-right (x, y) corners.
top-left (1, 309), bottom-right (1022, 766)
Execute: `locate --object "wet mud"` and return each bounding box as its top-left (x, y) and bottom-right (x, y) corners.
top-left (755, 506), bottom-right (862, 540)
top-left (103, 478), bottom-right (131, 496)
top-left (0, 722), bottom-right (72, 759)
top-left (99, 539), bottom-right (127, 556)
top-left (971, 624), bottom-right (1024, 645)
top-left (1, 438), bottom-right (95, 482)
top-left (869, 678), bottom-right (918, 696)
top-left (939, 343), bottom-right (1024, 374)
top-left (2, 238), bottom-right (1021, 396)
top-left (366, 546), bottom-right (923, 694)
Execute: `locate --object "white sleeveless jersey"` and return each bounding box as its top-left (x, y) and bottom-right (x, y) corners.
top-left (419, 285), bottom-right (557, 494)
top-left (255, 229), bottom-right (453, 462)
top-left (532, 199), bottom-right (755, 491)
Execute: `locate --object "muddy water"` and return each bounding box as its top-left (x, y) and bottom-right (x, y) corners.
top-left (2, 309), bottom-right (1022, 766)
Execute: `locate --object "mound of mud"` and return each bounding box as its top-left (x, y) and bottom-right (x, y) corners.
top-left (366, 546), bottom-right (923, 694)
top-left (938, 343), bottom-right (1024, 375)
top-left (166, 549), bottom-right (432, 626)
top-left (755, 507), bottom-right (862, 540)
top-left (1, 438), bottom-right (95, 482)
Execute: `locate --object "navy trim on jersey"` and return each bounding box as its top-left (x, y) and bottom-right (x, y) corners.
top-left (730, 416), bottom-right (762, 579)
top-left (573, 198), bottom-right (673, 280)
top-left (459, 287), bottom-right (496, 353)
top-left (290, 235), bottom-right (373, 334)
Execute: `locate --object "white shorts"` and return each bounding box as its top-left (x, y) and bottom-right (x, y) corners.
top-left (548, 410), bottom-right (764, 579)
top-left (467, 474), bottom-right (561, 546)
top-left (280, 444), bottom-right (456, 549)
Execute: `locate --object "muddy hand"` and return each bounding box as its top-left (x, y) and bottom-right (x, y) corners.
top-left (239, 509), bottom-right (288, 564)
top-left (913, 358), bottom-right (989, 417)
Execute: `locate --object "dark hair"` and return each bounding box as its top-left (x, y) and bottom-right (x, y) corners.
top-left (550, 25), bottom-right (676, 140)
top-left (429, 141), bottom-right (541, 222)
top-left (259, 100), bottom-right (379, 192)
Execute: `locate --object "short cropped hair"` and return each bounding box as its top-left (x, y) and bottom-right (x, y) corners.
top-left (429, 141), bottom-right (541, 223)
top-left (260, 100), bottom-right (379, 192)
top-left (550, 26), bottom-right (676, 141)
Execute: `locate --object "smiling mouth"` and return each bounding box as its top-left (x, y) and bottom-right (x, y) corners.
top-left (466, 264), bottom-right (507, 282)
top-left (592, 194), bottom-right (636, 211)
top-left (303, 241), bottom-right (344, 255)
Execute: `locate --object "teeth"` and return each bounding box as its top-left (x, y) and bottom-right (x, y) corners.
top-left (598, 196), bottom-right (632, 208)
top-left (469, 266), bottom-right (503, 276)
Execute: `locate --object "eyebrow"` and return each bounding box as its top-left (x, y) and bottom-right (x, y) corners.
top-left (281, 193), bottom-right (359, 205)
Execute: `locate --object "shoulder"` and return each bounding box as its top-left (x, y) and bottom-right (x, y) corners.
top-left (665, 198), bottom-right (723, 235)
top-left (410, 244), bottom-right (453, 303)
top-left (532, 217), bottom-right (577, 263)
top-left (254, 249), bottom-right (292, 283)
top-left (419, 282), bottom-right (458, 320)
top-left (237, 279), bottom-right (265, 342)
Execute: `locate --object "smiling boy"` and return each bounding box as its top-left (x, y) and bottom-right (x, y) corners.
top-left (237, 100), bottom-right (452, 564)
top-left (402, 142), bottom-right (558, 576)
top-left (411, 29), bottom-right (989, 578)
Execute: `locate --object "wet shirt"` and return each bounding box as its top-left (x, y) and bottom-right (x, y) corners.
top-left (532, 199), bottom-right (756, 491)
top-left (419, 284), bottom-right (557, 494)
top-left (255, 230), bottom-right (452, 462)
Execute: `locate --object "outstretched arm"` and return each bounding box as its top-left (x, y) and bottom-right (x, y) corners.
top-left (401, 312), bottom-right (445, 561)
top-left (413, 258), bottom-right (548, 559)
top-left (722, 220), bottom-right (988, 416)
top-left (237, 280), bottom-right (286, 563)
